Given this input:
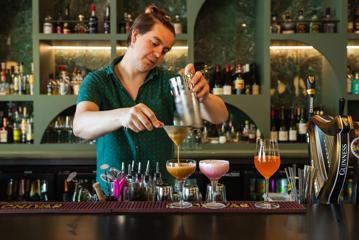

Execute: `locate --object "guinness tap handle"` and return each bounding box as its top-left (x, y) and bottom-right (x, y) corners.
top-left (338, 97), bottom-right (345, 117)
top-left (306, 75), bottom-right (316, 120)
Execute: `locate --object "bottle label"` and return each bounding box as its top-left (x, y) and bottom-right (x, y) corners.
top-left (223, 85), bottom-right (232, 95)
top-left (270, 131), bottom-right (278, 141)
top-left (298, 122), bottom-right (307, 134)
top-left (212, 87), bottom-right (223, 95)
top-left (278, 131), bottom-right (288, 141)
top-left (289, 129), bottom-right (298, 141)
top-left (0, 130), bottom-right (8, 143)
top-left (174, 23), bottom-right (182, 34)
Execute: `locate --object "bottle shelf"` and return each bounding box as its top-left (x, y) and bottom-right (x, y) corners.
top-left (0, 96), bottom-right (35, 101)
top-left (37, 33), bottom-right (114, 41)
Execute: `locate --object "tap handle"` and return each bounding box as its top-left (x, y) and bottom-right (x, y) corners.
top-left (339, 97), bottom-right (345, 117)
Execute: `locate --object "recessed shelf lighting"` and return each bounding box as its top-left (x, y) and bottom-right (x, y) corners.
top-left (50, 46), bottom-right (188, 50)
top-left (269, 46), bottom-right (314, 50)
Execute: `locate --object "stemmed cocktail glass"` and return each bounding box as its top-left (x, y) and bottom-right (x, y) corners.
top-left (199, 160), bottom-right (229, 209)
top-left (254, 138), bottom-right (281, 209)
top-left (166, 159), bottom-right (196, 208)
top-left (164, 123), bottom-right (195, 208)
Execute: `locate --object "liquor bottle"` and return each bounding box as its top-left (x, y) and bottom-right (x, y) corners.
top-left (242, 64), bottom-right (250, 94)
top-left (212, 64), bottom-right (223, 95)
top-left (288, 107), bottom-right (298, 142)
top-left (352, 72), bottom-right (359, 94)
top-left (173, 15), bottom-right (183, 34)
top-left (74, 14), bottom-right (88, 33)
top-left (281, 11), bottom-right (295, 34)
top-left (153, 162), bottom-right (163, 186)
top-left (278, 107), bottom-right (288, 142)
top-left (222, 64), bottom-right (232, 95)
top-left (56, 9), bottom-right (63, 34)
top-left (297, 107), bottom-right (307, 142)
top-left (43, 16), bottom-right (53, 34)
top-left (29, 179), bottom-right (42, 201)
top-left (241, 120), bottom-right (249, 142)
top-left (40, 179), bottom-right (49, 201)
top-left (347, 65), bottom-right (353, 94)
top-left (88, 3), bottom-right (98, 33)
top-left (6, 179), bottom-right (14, 201)
top-left (63, 4), bottom-right (71, 33)
top-left (63, 179), bottom-right (69, 201)
top-left (250, 63), bottom-right (259, 95)
top-left (248, 124), bottom-right (256, 143)
top-left (270, 108), bottom-right (278, 141)
top-left (0, 117), bottom-right (8, 143)
top-left (296, 8), bottom-right (308, 33)
top-left (104, 5), bottom-right (110, 34)
top-left (348, 5), bottom-right (354, 33)
top-left (233, 64), bottom-right (244, 95)
top-left (270, 13), bottom-right (281, 33)
top-left (125, 13), bottom-right (133, 33)
top-left (18, 179), bottom-right (26, 201)
top-left (322, 8), bottom-right (336, 33)
top-left (12, 122), bottom-right (21, 143)
top-left (309, 10), bottom-right (321, 33)
top-left (354, 7), bottom-right (359, 33)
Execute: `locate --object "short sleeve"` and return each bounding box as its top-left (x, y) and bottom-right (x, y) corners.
top-left (76, 72), bottom-right (102, 107)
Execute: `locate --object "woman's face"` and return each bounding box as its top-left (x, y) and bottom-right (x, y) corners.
top-left (130, 22), bottom-right (175, 72)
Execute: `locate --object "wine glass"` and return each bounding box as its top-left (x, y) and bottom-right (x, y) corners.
top-left (199, 160), bottom-right (229, 209)
top-left (254, 139), bottom-right (281, 209)
top-left (166, 159), bottom-right (196, 208)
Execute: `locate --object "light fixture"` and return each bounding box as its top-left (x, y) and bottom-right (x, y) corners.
top-left (50, 46), bottom-right (188, 50)
top-left (50, 46), bottom-right (111, 50)
top-left (269, 46), bottom-right (314, 50)
top-left (347, 46), bottom-right (359, 49)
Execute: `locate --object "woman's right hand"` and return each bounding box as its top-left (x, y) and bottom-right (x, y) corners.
top-left (120, 103), bottom-right (164, 132)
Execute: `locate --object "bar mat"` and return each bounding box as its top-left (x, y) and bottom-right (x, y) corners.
top-left (0, 201), bottom-right (306, 214)
top-left (111, 201), bottom-right (306, 214)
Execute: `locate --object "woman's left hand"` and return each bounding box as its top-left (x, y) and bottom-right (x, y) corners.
top-left (185, 64), bottom-right (210, 102)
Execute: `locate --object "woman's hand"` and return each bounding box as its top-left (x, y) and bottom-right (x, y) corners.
top-left (120, 103), bottom-right (164, 132)
top-left (185, 64), bottom-right (210, 102)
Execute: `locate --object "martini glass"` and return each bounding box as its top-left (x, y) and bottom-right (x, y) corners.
top-left (163, 125), bottom-right (191, 163)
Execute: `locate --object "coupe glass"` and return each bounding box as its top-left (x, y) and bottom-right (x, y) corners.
top-left (254, 139), bottom-right (281, 209)
top-left (166, 159), bottom-right (196, 208)
top-left (199, 160), bottom-right (229, 209)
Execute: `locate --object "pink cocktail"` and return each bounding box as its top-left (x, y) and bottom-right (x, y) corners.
top-left (199, 160), bottom-right (229, 209)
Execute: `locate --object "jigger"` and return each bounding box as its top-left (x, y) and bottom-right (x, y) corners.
top-left (169, 74), bottom-right (202, 128)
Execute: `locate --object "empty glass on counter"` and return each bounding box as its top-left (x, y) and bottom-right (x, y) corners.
top-left (199, 160), bottom-right (229, 209)
top-left (155, 184), bottom-right (173, 202)
top-left (206, 183), bottom-right (227, 204)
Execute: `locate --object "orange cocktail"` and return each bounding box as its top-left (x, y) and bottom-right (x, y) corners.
top-left (254, 155), bottom-right (280, 180)
top-left (166, 162), bottom-right (196, 180)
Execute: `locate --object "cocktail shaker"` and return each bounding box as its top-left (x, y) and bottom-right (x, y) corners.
top-left (169, 74), bottom-right (202, 128)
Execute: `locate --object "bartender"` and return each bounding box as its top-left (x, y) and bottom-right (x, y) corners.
top-left (73, 5), bottom-right (228, 193)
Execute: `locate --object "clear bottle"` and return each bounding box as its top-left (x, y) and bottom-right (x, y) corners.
top-left (233, 64), bottom-right (244, 95)
top-left (297, 107), bottom-right (307, 142)
top-left (173, 15), bottom-right (183, 34)
top-left (43, 16), bottom-right (53, 34)
top-left (222, 64), bottom-right (233, 95)
top-left (309, 10), bottom-right (321, 33)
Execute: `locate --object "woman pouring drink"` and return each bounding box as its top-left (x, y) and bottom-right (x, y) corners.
top-left (73, 5), bottom-right (228, 194)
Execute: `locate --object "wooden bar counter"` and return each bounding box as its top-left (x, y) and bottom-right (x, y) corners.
top-left (0, 203), bottom-right (357, 240)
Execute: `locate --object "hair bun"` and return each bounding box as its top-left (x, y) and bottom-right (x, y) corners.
top-left (145, 5), bottom-right (159, 14)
